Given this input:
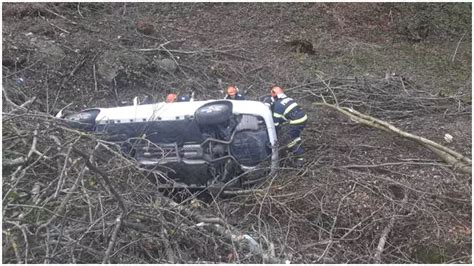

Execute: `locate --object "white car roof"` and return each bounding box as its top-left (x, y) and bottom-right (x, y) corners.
top-left (93, 100), bottom-right (271, 124)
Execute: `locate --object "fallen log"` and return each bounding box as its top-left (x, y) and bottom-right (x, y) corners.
top-left (314, 102), bottom-right (471, 175)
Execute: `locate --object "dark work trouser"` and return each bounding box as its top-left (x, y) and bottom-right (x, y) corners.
top-left (277, 123), bottom-right (306, 157)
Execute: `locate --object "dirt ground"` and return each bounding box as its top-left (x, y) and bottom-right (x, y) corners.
top-left (2, 2), bottom-right (471, 263)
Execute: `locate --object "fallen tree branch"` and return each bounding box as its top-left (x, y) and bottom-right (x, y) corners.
top-left (451, 31), bottom-right (467, 63)
top-left (44, 7), bottom-right (78, 25)
top-left (35, 162), bottom-right (87, 234)
top-left (338, 161), bottom-right (448, 168)
top-left (102, 213), bottom-right (123, 264)
top-left (72, 147), bottom-right (127, 213)
top-left (2, 157), bottom-right (26, 167)
top-left (374, 190), bottom-right (408, 263)
top-left (314, 102), bottom-right (471, 174)
top-left (156, 195), bottom-right (283, 263)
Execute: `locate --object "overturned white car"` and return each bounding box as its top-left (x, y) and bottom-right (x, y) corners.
top-left (58, 100), bottom-right (278, 189)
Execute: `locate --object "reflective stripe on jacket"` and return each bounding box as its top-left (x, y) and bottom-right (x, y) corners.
top-left (272, 93), bottom-right (307, 127)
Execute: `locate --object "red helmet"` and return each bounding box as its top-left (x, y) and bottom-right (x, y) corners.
top-left (166, 93), bottom-right (177, 103)
top-left (270, 86), bottom-right (284, 97)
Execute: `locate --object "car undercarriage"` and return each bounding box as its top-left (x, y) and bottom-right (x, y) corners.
top-left (60, 100), bottom-right (278, 190)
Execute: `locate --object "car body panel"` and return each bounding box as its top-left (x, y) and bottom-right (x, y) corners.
top-left (59, 100), bottom-right (279, 188)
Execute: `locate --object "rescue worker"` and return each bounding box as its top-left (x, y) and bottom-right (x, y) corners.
top-left (259, 95), bottom-right (274, 108)
top-left (166, 93), bottom-right (177, 103)
top-left (270, 86), bottom-right (308, 167)
top-left (166, 93), bottom-right (191, 103)
top-left (224, 85), bottom-right (245, 100)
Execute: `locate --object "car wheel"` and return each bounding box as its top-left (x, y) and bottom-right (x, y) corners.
top-left (194, 101), bottom-right (233, 125)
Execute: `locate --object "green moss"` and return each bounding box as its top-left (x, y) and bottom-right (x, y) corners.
top-left (304, 35), bottom-right (471, 101)
top-left (413, 245), bottom-right (447, 263)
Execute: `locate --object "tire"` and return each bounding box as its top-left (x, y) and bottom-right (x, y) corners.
top-left (194, 101), bottom-right (233, 125)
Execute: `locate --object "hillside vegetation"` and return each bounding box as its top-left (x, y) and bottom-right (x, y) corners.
top-left (2, 2), bottom-right (471, 263)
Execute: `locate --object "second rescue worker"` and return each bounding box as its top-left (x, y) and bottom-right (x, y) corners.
top-left (270, 86), bottom-right (308, 167)
top-left (224, 85), bottom-right (245, 100)
top-left (166, 93), bottom-right (190, 102)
